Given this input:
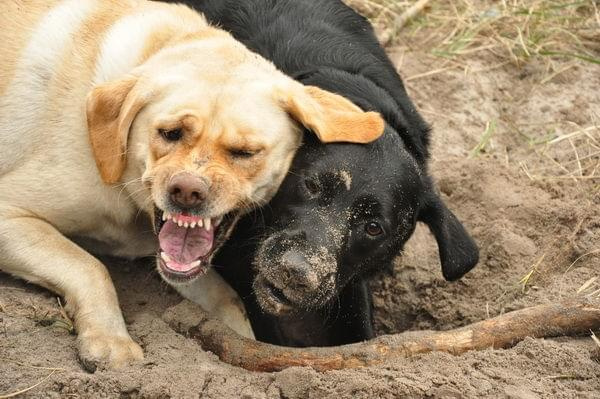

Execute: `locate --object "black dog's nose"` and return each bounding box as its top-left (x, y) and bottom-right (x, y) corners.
top-left (168, 173), bottom-right (208, 209)
top-left (281, 250), bottom-right (319, 292)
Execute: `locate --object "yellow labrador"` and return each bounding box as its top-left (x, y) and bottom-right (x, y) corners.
top-left (0, 0), bottom-right (383, 369)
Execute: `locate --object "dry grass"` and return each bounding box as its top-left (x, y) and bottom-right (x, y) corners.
top-left (592, 331), bottom-right (600, 347)
top-left (519, 119), bottom-right (600, 181)
top-left (344, 0), bottom-right (600, 182)
top-left (345, 0), bottom-right (600, 66)
top-left (1, 293), bottom-right (74, 334)
top-left (0, 359), bottom-right (66, 398)
top-left (0, 370), bottom-right (59, 398)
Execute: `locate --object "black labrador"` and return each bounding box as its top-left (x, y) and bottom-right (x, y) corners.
top-left (170, 0), bottom-right (479, 347)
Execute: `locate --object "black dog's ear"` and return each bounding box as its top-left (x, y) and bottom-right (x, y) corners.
top-left (418, 191), bottom-right (479, 281)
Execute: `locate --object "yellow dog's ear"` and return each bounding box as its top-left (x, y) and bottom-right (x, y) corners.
top-left (281, 84), bottom-right (384, 144)
top-left (86, 75), bottom-right (147, 184)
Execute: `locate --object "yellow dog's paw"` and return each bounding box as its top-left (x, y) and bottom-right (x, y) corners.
top-left (77, 333), bottom-right (143, 372)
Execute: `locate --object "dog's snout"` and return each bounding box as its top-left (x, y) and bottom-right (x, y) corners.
top-left (281, 250), bottom-right (319, 292)
top-left (284, 229), bottom-right (307, 241)
top-left (168, 173), bottom-right (208, 209)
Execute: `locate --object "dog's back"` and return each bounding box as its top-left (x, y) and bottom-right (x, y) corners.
top-left (198, 0), bottom-right (430, 165)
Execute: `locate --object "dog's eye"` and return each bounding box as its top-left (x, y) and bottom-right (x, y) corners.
top-left (304, 178), bottom-right (320, 195)
top-left (159, 128), bottom-right (183, 142)
top-left (229, 148), bottom-right (258, 159)
top-left (365, 222), bottom-right (383, 237)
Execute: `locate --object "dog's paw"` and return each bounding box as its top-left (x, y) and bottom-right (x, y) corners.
top-left (77, 333), bottom-right (143, 372)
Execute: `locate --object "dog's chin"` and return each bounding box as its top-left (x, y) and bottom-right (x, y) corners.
top-left (253, 274), bottom-right (295, 315)
top-left (153, 207), bottom-right (239, 285)
top-left (253, 273), bottom-right (334, 316)
top-left (156, 256), bottom-right (209, 284)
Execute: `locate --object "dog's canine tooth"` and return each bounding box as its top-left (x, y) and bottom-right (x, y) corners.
top-left (204, 218), bottom-right (211, 231)
top-left (190, 221), bottom-right (197, 229)
top-left (190, 260), bottom-right (201, 268)
top-left (162, 213), bottom-right (167, 221)
top-left (160, 252), bottom-right (172, 262)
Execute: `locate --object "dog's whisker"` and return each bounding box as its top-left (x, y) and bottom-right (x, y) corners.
top-left (115, 176), bottom-right (149, 208)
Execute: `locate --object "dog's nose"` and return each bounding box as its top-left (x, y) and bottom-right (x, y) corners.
top-left (168, 173), bottom-right (208, 209)
top-left (281, 250), bottom-right (319, 292)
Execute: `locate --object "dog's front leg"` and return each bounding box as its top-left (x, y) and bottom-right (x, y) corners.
top-left (174, 269), bottom-right (255, 339)
top-left (0, 213), bottom-right (143, 371)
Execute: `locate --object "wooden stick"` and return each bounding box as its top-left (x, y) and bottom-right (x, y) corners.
top-left (380, 0), bottom-right (433, 45)
top-left (168, 296), bottom-right (600, 372)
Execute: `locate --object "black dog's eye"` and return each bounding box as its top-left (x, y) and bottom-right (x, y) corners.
top-left (304, 178), bottom-right (320, 195)
top-left (365, 222), bottom-right (383, 237)
top-left (159, 128), bottom-right (183, 142)
top-left (229, 148), bottom-right (258, 159)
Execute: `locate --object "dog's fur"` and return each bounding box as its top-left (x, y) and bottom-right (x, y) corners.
top-left (0, 0), bottom-right (384, 368)
top-left (174, 0), bottom-right (480, 347)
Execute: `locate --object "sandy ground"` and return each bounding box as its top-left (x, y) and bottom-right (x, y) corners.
top-left (1, 17), bottom-right (600, 399)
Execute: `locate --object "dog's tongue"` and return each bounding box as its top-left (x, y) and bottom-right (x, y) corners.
top-left (158, 220), bottom-right (214, 265)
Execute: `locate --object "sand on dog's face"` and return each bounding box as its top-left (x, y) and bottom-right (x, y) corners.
top-left (1, 27), bottom-right (600, 399)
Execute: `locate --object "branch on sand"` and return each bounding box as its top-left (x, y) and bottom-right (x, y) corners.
top-left (380, 0), bottom-right (432, 45)
top-left (165, 296), bottom-right (600, 373)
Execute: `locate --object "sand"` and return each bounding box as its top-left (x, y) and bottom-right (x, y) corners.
top-left (1, 24), bottom-right (599, 399)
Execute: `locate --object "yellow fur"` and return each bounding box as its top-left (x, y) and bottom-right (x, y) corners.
top-left (0, 0), bottom-right (383, 369)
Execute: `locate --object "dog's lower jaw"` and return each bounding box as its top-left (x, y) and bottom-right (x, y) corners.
top-left (253, 275), bottom-right (294, 315)
top-left (155, 209), bottom-right (240, 285)
top-left (253, 273), bottom-right (337, 316)
top-left (156, 256), bottom-right (209, 285)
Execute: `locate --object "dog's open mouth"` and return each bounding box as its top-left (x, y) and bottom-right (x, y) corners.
top-left (154, 208), bottom-right (237, 283)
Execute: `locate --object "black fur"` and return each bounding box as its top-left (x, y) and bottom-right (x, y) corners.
top-left (167, 0), bottom-right (479, 347)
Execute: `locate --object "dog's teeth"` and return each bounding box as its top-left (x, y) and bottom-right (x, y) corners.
top-left (190, 260), bottom-right (201, 268)
top-left (190, 221), bottom-right (196, 229)
top-left (177, 220), bottom-right (183, 227)
top-left (167, 214), bottom-right (173, 221)
top-left (204, 218), bottom-right (211, 231)
top-left (160, 252), bottom-right (172, 262)
top-left (197, 218), bottom-right (203, 228)
top-left (162, 213), bottom-right (167, 221)
top-left (184, 222), bottom-right (189, 228)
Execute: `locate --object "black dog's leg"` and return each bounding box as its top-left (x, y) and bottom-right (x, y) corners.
top-left (327, 278), bottom-right (374, 345)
